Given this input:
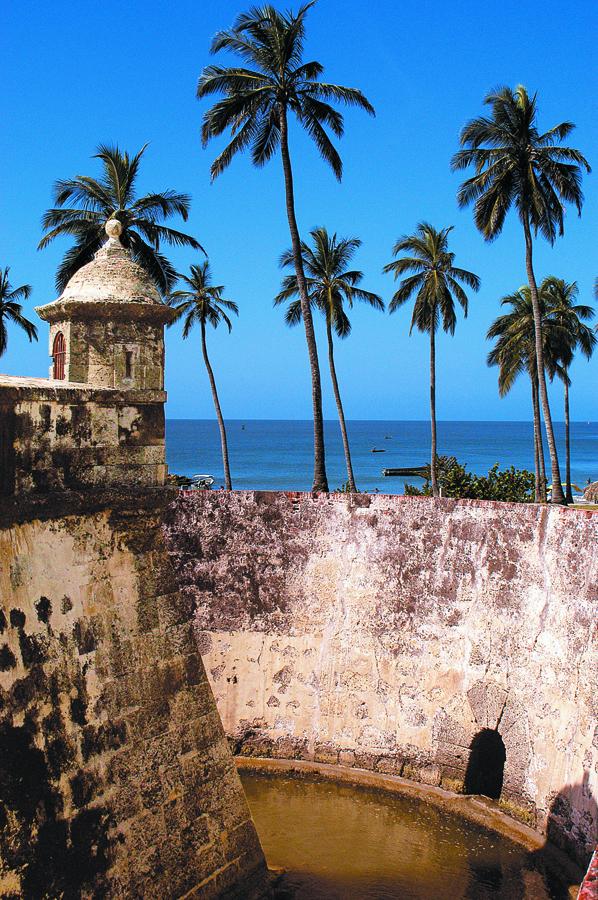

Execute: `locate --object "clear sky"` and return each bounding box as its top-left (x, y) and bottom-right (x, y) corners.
top-left (2, 0), bottom-right (596, 420)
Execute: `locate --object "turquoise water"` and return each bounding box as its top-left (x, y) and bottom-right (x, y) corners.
top-left (166, 419), bottom-right (598, 494)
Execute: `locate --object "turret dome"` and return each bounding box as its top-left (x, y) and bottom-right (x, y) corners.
top-left (35, 220), bottom-right (175, 389)
top-left (38, 221), bottom-right (162, 316)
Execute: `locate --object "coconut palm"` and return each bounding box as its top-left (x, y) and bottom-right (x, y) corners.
top-left (274, 227), bottom-right (384, 492)
top-left (487, 287), bottom-right (554, 502)
top-left (0, 268), bottom-right (37, 357)
top-left (452, 85), bottom-right (591, 504)
top-left (543, 277), bottom-right (596, 503)
top-left (197, 2), bottom-right (374, 492)
top-left (38, 143), bottom-right (203, 295)
top-left (168, 262), bottom-right (238, 490)
top-left (383, 223), bottom-right (480, 497)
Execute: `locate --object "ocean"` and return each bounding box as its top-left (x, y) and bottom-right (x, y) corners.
top-left (166, 419), bottom-right (598, 494)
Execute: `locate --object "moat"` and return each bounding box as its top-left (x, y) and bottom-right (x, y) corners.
top-left (241, 773), bottom-right (574, 899)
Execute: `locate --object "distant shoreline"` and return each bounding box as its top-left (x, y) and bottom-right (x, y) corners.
top-left (166, 417), bottom-right (597, 424)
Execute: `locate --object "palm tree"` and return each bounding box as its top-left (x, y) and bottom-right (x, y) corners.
top-left (197, 3), bottom-right (374, 492)
top-left (487, 287), bottom-right (554, 502)
top-left (39, 143), bottom-right (203, 295)
top-left (274, 227), bottom-right (384, 492)
top-left (452, 85), bottom-right (590, 504)
top-left (0, 268), bottom-right (37, 357)
top-left (543, 277), bottom-right (596, 503)
top-left (383, 223), bottom-right (480, 497)
top-left (168, 262), bottom-right (238, 490)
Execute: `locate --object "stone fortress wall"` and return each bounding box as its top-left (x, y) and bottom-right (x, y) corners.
top-left (0, 493), bottom-right (267, 898)
top-left (165, 490), bottom-right (598, 868)
top-left (0, 376), bottom-right (167, 495)
top-left (0, 221), bottom-right (268, 897)
top-left (2, 216), bottom-right (596, 893)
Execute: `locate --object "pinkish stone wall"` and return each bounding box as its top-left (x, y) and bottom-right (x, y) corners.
top-left (165, 490), bottom-right (598, 867)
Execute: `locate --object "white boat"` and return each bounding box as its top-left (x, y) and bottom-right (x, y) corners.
top-left (191, 474), bottom-right (215, 489)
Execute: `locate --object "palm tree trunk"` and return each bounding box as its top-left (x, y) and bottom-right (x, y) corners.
top-left (278, 104), bottom-right (328, 493)
top-left (534, 422), bottom-right (542, 503)
top-left (523, 216), bottom-right (564, 504)
top-left (531, 375), bottom-right (547, 502)
top-left (430, 327), bottom-right (438, 498)
top-left (201, 320), bottom-right (232, 490)
top-left (564, 375), bottom-right (572, 504)
top-left (531, 381), bottom-right (541, 503)
top-left (326, 317), bottom-right (357, 492)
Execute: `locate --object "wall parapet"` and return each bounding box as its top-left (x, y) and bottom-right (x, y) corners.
top-left (164, 489), bottom-right (598, 868)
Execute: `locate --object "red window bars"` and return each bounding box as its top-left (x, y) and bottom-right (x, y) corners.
top-left (52, 332), bottom-right (66, 380)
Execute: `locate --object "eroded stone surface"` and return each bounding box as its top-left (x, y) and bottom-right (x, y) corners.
top-left (165, 490), bottom-right (598, 867)
top-left (0, 495), bottom-right (267, 898)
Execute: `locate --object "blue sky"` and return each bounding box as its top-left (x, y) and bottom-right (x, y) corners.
top-left (2, 0), bottom-right (596, 420)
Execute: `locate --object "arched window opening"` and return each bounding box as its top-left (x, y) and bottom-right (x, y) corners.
top-left (464, 728), bottom-right (506, 800)
top-left (52, 332), bottom-right (66, 380)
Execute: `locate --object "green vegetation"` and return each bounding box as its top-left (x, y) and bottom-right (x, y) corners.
top-left (488, 278), bottom-right (595, 503)
top-left (275, 227), bottom-right (384, 492)
top-left (383, 223), bottom-right (480, 498)
top-left (17, 3), bottom-right (594, 503)
top-left (405, 457), bottom-right (536, 504)
top-left (168, 262), bottom-right (238, 490)
top-left (333, 480), bottom-right (361, 494)
top-left (0, 268), bottom-right (37, 357)
top-left (542, 277), bottom-right (595, 503)
top-left (452, 85), bottom-right (591, 504)
top-left (488, 285), bottom-right (555, 502)
top-left (38, 143), bottom-right (203, 295)
top-left (197, 2), bottom-right (374, 493)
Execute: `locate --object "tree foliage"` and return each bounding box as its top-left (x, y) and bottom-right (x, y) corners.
top-left (405, 456), bottom-right (537, 503)
top-left (39, 144), bottom-right (203, 295)
top-left (0, 267), bottom-right (37, 357)
top-left (274, 226), bottom-right (384, 332)
top-left (197, 2), bottom-right (374, 181)
top-left (168, 261), bottom-right (238, 334)
top-left (451, 85), bottom-right (590, 243)
top-left (383, 222), bottom-right (480, 332)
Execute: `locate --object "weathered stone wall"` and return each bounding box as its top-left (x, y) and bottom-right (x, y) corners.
top-left (0, 492), bottom-right (267, 897)
top-left (48, 317), bottom-right (166, 390)
top-left (165, 491), bottom-right (598, 867)
top-left (0, 377), bottom-right (167, 496)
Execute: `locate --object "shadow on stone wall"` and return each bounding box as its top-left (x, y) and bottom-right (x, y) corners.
top-left (512, 775), bottom-right (598, 900)
top-left (0, 722), bottom-right (114, 897)
top-left (540, 773), bottom-right (597, 869)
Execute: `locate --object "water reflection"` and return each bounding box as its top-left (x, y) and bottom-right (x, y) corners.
top-left (241, 774), bottom-right (570, 899)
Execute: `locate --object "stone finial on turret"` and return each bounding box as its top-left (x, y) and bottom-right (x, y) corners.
top-left (105, 218), bottom-right (124, 242)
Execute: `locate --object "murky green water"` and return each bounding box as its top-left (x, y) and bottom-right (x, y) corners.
top-left (241, 773), bottom-right (573, 899)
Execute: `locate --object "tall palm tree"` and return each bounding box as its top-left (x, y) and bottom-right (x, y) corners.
top-left (168, 262), bottom-right (238, 490)
top-left (39, 143), bottom-right (203, 295)
top-left (543, 277), bottom-right (595, 503)
top-left (197, 2), bottom-right (374, 492)
top-left (452, 85), bottom-right (590, 504)
top-left (487, 287), bottom-right (555, 502)
top-left (0, 268), bottom-right (37, 357)
top-left (274, 226), bottom-right (384, 492)
top-left (383, 223), bottom-right (480, 497)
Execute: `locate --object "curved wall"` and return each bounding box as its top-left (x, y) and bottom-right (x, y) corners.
top-left (165, 491), bottom-right (598, 867)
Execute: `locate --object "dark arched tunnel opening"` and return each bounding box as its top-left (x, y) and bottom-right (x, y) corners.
top-left (464, 728), bottom-right (506, 800)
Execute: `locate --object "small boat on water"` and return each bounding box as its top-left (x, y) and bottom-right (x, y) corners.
top-left (191, 474), bottom-right (215, 489)
top-left (371, 448), bottom-right (386, 453)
